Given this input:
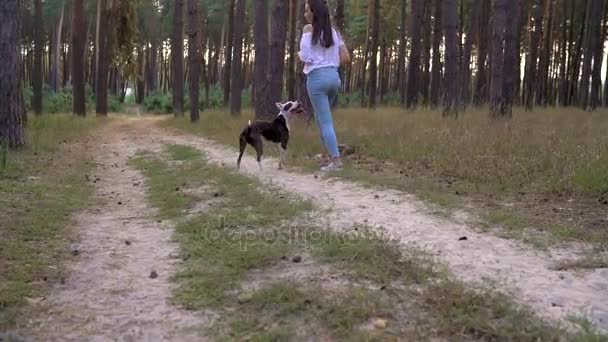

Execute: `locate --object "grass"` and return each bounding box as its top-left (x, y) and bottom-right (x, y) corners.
top-left (0, 114), bottom-right (106, 330)
top-left (162, 106), bottom-right (608, 249)
top-left (130, 144), bottom-right (314, 308)
top-left (133, 143), bottom-right (606, 341)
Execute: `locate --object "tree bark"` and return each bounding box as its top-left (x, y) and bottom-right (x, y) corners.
top-left (33, 0), bottom-right (43, 115)
top-left (588, 0), bottom-right (605, 109)
top-left (72, 0), bottom-right (86, 116)
top-left (443, 0), bottom-right (459, 116)
top-left (224, 0), bottom-right (235, 107)
top-left (267, 0), bottom-right (289, 114)
top-left (254, 0), bottom-right (269, 119)
top-left (536, 0), bottom-right (555, 106)
top-left (368, 0), bottom-right (380, 109)
top-left (172, 0), bottom-right (185, 116)
top-left (430, 0), bottom-right (443, 108)
top-left (51, 4), bottom-right (65, 93)
top-left (490, 0), bottom-right (507, 117)
top-left (0, 0), bottom-right (25, 148)
top-left (461, 0), bottom-right (481, 106)
top-left (287, 0), bottom-right (297, 100)
top-left (96, 0), bottom-right (111, 116)
top-left (399, 0), bottom-right (407, 106)
top-left (473, 0), bottom-right (490, 106)
top-left (230, 0), bottom-right (246, 115)
top-left (295, 0), bottom-right (313, 119)
top-left (406, 0), bottom-right (424, 109)
top-left (502, 0), bottom-right (520, 116)
top-left (524, 0), bottom-right (545, 110)
top-left (187, 0), bottom-right (202, 122)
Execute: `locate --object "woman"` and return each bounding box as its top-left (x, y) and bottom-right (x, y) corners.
top-left (299, 0), bottom-right (351, 172)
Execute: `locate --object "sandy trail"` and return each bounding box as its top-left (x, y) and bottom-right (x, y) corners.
top-left (152, 118), bottom-right (608, 330)
top-left (19, 117), bottom-right (607, 340)
top-left (22, 119), bottom-right (209, 341)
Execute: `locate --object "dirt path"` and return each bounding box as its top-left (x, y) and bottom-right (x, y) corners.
top-left (22, 119), bottom-right (209, 341)
top-left (20, 117), bottom-right (607, 340)
top-left (150, 118), bottom-right (608, 331)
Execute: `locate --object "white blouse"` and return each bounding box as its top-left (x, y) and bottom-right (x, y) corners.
top-left (298, 28), bottom-right (345, 75)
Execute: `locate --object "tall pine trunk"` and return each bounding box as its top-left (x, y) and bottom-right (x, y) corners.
top-left (588, 0), bottom-right (605, 109)
top-left (368, 0), bottom-right (380, 109)
top-left (461, 0), bottom-right (480, 106)
top-left (0, 0), bottom-right (25, 148)
top-left (536, 0), bottom-right (555, 106)
top-left (253, 0), bottom-right (269, 119)
top-left (473, 0), bottom-right (490, 105)
top-left (502, 0), bottom-right (520, 116)
top-left (224, 0), bottom-right (235, 107)
top-left (399, 0), bottom-right (407, 106)
top-left (267, 0), bottom-right (289, 113)
top-left (172, 0), bottom-right (185, 116)
top-left (430, 0), bottom-right (443, 108)
top-left (524, 0), bottom-right (544, 110)
top-left (51, 5), bottom-right (65, 93)
top-left (406, 0), bottom-right (424, 109)
top-left (230, 0), bottom-right (246, 115)
top-left (33, 0), bottom-right (43, 115)
top-left (72, 0), bottom-right (86, 116)
top-left (96, 0), bottom-right (111, 116)
top-left (187, 0), bottom-right (202, 122)
top-left (490, 0), bottom-right (507, 117)
top-left (443, 0), bottom-right (459, 116)
top-left (287, 0), bottom-right (297, 100)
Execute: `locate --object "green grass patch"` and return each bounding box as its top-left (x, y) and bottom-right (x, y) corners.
top-left (0, 115), bottom-right (105, 329)
top-left (131, 144), bottom-right (314, 308)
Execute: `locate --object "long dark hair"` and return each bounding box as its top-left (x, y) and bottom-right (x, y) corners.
top-left (308, 0), bottom-right (334, 48)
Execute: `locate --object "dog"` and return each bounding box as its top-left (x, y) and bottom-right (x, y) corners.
top-left (237, 100), bottom-right (303, 171)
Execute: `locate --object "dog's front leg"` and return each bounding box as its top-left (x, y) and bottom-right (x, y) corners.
top-left (277, 144), bottom-right (285, 170)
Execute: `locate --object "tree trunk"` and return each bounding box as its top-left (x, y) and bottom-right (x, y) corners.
top-left (379, 40), bottom-right (388, 104)
top-left (360, 4), bottom-right (373, 107)
top-left (588, 0), bottom-right (605, 109)
top-left (224, 0), bottom-right (235, 107)
top-left (253, 0), bottom-right (269, 119)
top-left (461, 0), bottom-right (481, 106)
top-left (473, 0), bottom-right (490, 105)
top-left (368, 0), bottom-right (380, 109)
top-left (502, 0), bottom-right (520, 116)
top-left (295, 0), bottom-right (312, 119)
top-left (33, 0), bottom-right (43, 115)
top-left (96, 0), bottom-right (111, 116)
top-left (524, 0), bottom-right (545, 110)
top-left (335, 0), bottom-right (345, 32)
top-left (187, 0), bottom-right (202, 122)
top-left (230, 0), bottom-right (246, 115)
top-left (406, 0), bottom-right (424, 109)
top-left (443, 0), bottom-right (459, 116)
top-left (51, 4), bottom-right (65, 93)
top-left (430, 0), bottom-right (443, 108)
top-left (399, 0), bottom-right (407, 106)
top-left (421, 2), bottom-right (432, 105)
top-left (267, 0), bottom-right (289, 113)
top-left (490, 0), bottom-right (507, 117)
top-left (537, 0), bottom-right (555, 106)
top-left (172, 0), bottom-right (185, 116)
top-left (0, 0), bottom-right (25, 148)
top-left (287, 0), bottom-right (297, 100)
top-left (72, 0), bottom-right (86, 116)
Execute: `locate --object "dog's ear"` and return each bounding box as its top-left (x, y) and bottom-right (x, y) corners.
top-left (275, 102), bottom-right (283, 110)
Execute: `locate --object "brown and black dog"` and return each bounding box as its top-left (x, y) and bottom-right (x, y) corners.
top-left (237, 101), bottom-right (303, 171)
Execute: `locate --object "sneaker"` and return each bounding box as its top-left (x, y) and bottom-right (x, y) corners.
top-left (321, 161), bottom-right (343, 172)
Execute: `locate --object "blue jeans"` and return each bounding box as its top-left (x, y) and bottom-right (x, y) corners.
top-left (306, 67), bottom-right (341, 158)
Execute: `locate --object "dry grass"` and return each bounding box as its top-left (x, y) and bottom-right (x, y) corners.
top-left (163, 106), bottom-right (608, 248)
